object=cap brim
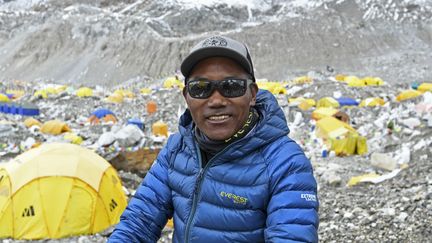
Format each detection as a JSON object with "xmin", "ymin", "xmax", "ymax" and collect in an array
[{"xmin": 180, "ymin": 47, "xmax": 253, "ymax": 79}]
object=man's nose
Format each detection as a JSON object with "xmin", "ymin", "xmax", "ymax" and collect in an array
[{"xmin": 207, "ymin": 89, "xmax": 227, "ymax": 107}]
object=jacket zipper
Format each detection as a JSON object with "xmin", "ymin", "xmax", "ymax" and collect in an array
[
  {"xmin": 184, "ymin": 141, "xmax": 206, "ymax": 243},
  {"xmin": 184, "ymin": 139, "xmax": 243, "ymax": 242}
]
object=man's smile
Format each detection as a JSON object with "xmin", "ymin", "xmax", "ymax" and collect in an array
[{"xmin": 207, "ymin": 114, "xmax": 231, "ymax": 121}]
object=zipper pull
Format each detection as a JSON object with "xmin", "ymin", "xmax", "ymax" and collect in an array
[
  {"xmin": 197, "ymin": 168, "xmax": 204, "ymax": 181},
  {"xmin": 193, "ymin": 169, "xmax": 204, "ymax": 195}
]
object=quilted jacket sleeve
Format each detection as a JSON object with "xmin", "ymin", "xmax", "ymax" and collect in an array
[
  {"xmin": 108, "ymin": 136, "xmax": 177, "ymax": 243},
  {"xmin": 264, "ymin": 138, "xmax": 319, "ymax": 243}
]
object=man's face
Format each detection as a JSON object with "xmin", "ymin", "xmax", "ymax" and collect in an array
[{"xmin": 183, "ymin": 57, "xmax": 258, "ymax": 141}]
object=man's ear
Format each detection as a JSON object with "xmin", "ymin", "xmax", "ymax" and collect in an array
[
  {"xmin": 249, "ymin": 83, "xmax": 258, "ymax": 106},
  {"xmin": 182, "ymin": 86, "xmax": 188, "ymax": 100}
]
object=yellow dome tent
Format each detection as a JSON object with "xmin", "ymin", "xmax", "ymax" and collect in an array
[
  {"xmin": 45, "ymin": 87, "xmax": 58, "ymax": 95},
  {"xmin": 362, "ymin": 77, "xmax": 384, "ymax": 86},
  {"xmin": 105, "ymin": 93, "xmax": 124, "ymax": 103},
  {"xmin": 41, "ymin": 120, "xmax": 71, "ymax": 135},
  {"xmin": 0, "ymin": 94, "xmax": 10, "ymax": 102},
  {"xmin": 152, "ymin": 121, "xmax": 169, "ymax": 137},
  {"xmin": 55, "ymin": 85, "xmax": 68, "ymax": 93},
  {"xmin": 292, "ymin": 76, "xmax": 313, "ymax": 84},
  {"xmin": 345, "ymin": 76, "xmax": 365, "ymax": 87},
  {"xmin": 298, "ymin": 99, "xmax": 316, "ymax": 110},
  {"xmin": 23, "ymin": 117, "xmax": 42, "ymax": 128},
  {"xmin": 34, "ymin": 90, "xmax": 48, "ymax": 99},
  {"xmin": 288, "ymin": 97, "xmax": 304, "ymax": 104},
  {"xmin": 417, "ymin": 82, "xmax": 432, "ymax": 93},
  {"xmin": 359, "ymin": 97, "xmax": 386, "ymax": 107},
  {"xmin": 316, "ymin": 116, "xmax": 367, "ymax": 156},
  {"xmin": 335, "ymin": 74, "xmax": 346, "ymax": 82},
  {"xmin": 289, "ymin": 97, "xmax": 316, "ymax": 110},
  {"xmin": 140, "ymin": 88, "xmax": 152, "ymax": 95},
  {"xmin": 257, "ymin": 81, "xmax": 287, "ymax": 95},
  {"xmin": 163, "ymin": 77, "xmax": 184, "ymax": 89},
  {"xmin": 63, "ymin": 133, "xmax": 83, "ymax": 145},
  {"xmin": 316, "ymin": 97, "xmax": 340, "ymax": 108},
  {"xmin": 0, "ymin": 143, "xmax": 127, "ymax": 239},
  {"xmin": 311, "ymin": 107, "xmax": 339, "ymax": 120},
  {"xmin": 76, "ymin": 87, "xmax": 93, "ymax": 97},
  {"xmin": 396, "ymin": 90, "xmax": 422, "ymax": 102},
  {"xmin": 114, "ymin": 89, "xmax": 135, "ymax": 98}
]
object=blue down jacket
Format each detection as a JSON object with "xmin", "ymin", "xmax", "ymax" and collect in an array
[{"xmin": 109, "ymin": 90, "xmax": 319, "ymax": 242}]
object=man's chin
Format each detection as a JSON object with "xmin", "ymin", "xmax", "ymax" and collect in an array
[{"xmin": 204, "ymin": 130, "xmax": 232, "ymax": 141}]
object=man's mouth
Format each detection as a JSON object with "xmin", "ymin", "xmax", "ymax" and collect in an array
[{"xmin": 208, "ymin": 115, "xmax": 230, "ymax": 121}]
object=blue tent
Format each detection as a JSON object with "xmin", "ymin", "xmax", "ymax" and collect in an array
[
  {"xmin": 336, "ymin": 97, "xmax": 359, "ymax": 107},
  {"xmin": 127, "ymin": 118, "xmax": 144, "ymax": 130},
  {"xmin": 91, "ymin": 108, "xmax": 115, "ymax": 119}
]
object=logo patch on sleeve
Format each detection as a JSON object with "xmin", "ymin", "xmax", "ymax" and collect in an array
[{"xmin": 301, "ymin": 193, "xmax": 317, "ymax": 202}]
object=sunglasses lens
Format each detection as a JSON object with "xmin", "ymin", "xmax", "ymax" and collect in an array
[
  {"xmin": 187, "ymin": 79, "xmax": 248, "ymax": 98},
  {"xmin": 188, "ymin": 80, "xmax": 213, "ymax": 98},
  {"xmin": 220, "ymin": 79, "xmax": 246, "ymax": 97}
]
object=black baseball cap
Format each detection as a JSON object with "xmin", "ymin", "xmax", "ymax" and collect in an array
[{"xmin": 180, "ymin": 36, "xmax": 255, "ymax": 82}]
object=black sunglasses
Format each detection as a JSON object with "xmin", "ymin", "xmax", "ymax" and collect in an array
[{"xmin": 186, "ymin": 78, "xmax": 253, "ymax": 99}]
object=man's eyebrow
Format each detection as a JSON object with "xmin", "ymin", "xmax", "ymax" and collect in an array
[
  {"xmin": 189, "ymin": 76, "xmax": 209, "ymax": 80},
  {"xmin": 188, "ymin": 76, "xmax": 246, "ymax": 81}
]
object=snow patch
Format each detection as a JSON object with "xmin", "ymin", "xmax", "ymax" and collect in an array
[
  {"xmin": 0, "ymin": 0, "xmax": 47, "ymax": 10},
  {"xmin": 172, "ymin": 0, "xmax": 271, "ymax": 10}
]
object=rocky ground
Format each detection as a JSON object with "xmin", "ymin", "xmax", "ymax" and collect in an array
[
  {"xmin": 286, "ymin": 77, "xmax": 432, "ymax": 241},
  {"xmin": 1, "ymin": 74, "xmax": 431, "ymax": 242}
]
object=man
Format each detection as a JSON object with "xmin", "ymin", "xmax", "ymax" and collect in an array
[{"xmin": 109, "ymin": 36, "xmax": 319, "ymax": 242}]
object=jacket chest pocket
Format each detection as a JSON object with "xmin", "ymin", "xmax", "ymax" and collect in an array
[{"xmin": 215, "ymin": 183, "xmax": 269, "ymax": 212}]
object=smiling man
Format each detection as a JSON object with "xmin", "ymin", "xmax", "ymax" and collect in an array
[{"xmin": 109, "ymin": 36, "xmax": 319, "ymax": 243}]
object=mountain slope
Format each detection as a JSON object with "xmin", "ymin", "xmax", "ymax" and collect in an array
[{"xmin": 0, "ymin": 0, "xmax": 431, "ymax": 85}]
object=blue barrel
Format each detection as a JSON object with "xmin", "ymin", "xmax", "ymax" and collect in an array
[
  {"xmin": 19, "ymin": 103, "xmax": 40, "ymax": 116},
  {"xmin": 336, "ymin": 97, "xmax": 359, "ymax": 107},
  {"xmin": 10, "ymin": 103, "xmax": 18, "ymax": 114},
  {"xmin": 20, "ymin": 107, "xmax": 40, "ymax": 116},
  {"xmin": 321, "ymin": 149, "xmax": 328, "ymax": 158},
  {"xmin": 3, "ymin": 103, "xmax": 11, "ymax": 114}
]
